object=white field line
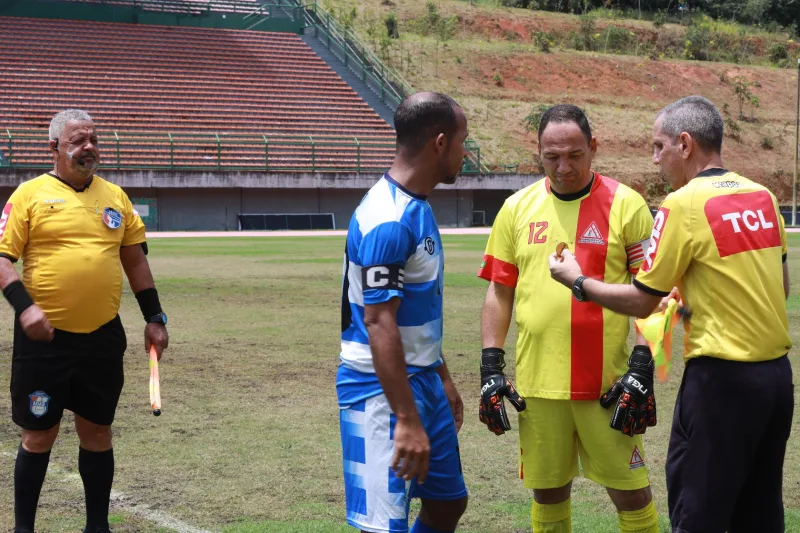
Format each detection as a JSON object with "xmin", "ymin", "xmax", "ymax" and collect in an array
[{"xmin": 1, "ymin": 451, "xmax": 215, "ymax": 533}]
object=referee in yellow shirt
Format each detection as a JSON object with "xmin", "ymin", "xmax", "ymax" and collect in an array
[
  {"xmin": 0, "ymin": 109, "xmax": 169, "ymax": 533},
  {"xmin": 550, "ymin": 96, "xmax": 793, "ymax": 533},
  {"xmin": 478, "ymin": 104, "xmax": 660, "ymax": 533}
]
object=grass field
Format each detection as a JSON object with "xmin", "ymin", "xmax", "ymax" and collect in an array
[{"xmin": 0, "ymin": 233, "xmax": 798, "ymax": 532}]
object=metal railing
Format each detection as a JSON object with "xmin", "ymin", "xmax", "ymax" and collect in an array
[
  {"xmin": 293, "ymin": 2, "xmax": 501, "ymax": 173},
  {"xmin": 0, "ymin": 129, "xmax": 505, "ymax": 174},
  {"xmin": 298, "ymin": 2, "xmax": 414, "ymax": 110}
]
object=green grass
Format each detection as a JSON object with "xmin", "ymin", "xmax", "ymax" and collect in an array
[{"xmin": 0, "ymin": 234, "xmax": 797, "ymax": 532}]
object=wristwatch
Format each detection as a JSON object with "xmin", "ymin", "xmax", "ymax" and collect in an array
[
  {"xmin": 146, "ymin": 312, "xmax": 168, "ymax": 326},
  {"xmin": 572, "ymin": 276, "xmax": 588, "ymax": 302}
]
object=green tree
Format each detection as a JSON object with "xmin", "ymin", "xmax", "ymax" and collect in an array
[{"xmin": 730, "ymin": 76, "xmax": 759, "ymax": 119}]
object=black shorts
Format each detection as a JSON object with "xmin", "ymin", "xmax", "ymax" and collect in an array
[
  {"xmin": 666, "ymin": 355, "xmax": 794, "ymax": 533},
  {"xmin": 10, "ymin": 315, "xmax": 127, "ymax": 430}
]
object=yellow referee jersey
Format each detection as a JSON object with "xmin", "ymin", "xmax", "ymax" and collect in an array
[
  {"xmin": 0, "ymin": 173, "xmax": 146, "ymax": 333},
  {"xmin": 478, "ymin": 174, "xmax": 654, "ymax": 400},
  {"xmin": 635, "ymin": 168, "xmax": 791, "ymax": 362}
]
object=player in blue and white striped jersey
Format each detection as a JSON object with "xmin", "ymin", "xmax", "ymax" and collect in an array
[{"xmin": 337, "ymin": 93, "xmax": 470, "ymax": 533}]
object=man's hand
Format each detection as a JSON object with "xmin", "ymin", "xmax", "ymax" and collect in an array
[
  {"xmin": 145, "ymin": 323, "xmax": 169, "ymax": 361},
  {"xmin": 391, "ymin": 416, "xmax": 430, "ymax": 483},
  {"xmin": 19, "ymin": 305, "xmax": 54, "ymax": 342},
  {"xmin": 600, "ymin": 345, "xmax": 657, "ymax": 436},
  {"xmin": 548, "ymin": 249, "xmax": 584, "ymax": 289},
  {"xmin": 479, "ymin": 348, "xmax": 526, "ymax": 435},
  {"xmin": 658, "ymin": 287, "xmax": 680, "ymax": 312},
  {"xmin": 441, "ymin": 377, "xmax": 464, "ymax": 433}
]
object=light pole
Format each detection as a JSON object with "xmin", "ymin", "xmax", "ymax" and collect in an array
[{"xmin": 793, "ymin": 58, "xmax": 800, "ymax": 226}]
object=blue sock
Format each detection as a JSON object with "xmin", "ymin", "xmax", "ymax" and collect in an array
[{"xmin": 410, "ymin": 519, "xmax": 453, "ymax": 533}]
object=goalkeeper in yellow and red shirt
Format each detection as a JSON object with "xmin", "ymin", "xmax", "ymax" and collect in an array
[{"xmin": 477, "ymin": 104, "xmax": 660, "ymax": 533}]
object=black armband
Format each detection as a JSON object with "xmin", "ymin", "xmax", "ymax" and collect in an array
[
  {"xmin": 480, "ymin": 347, "xmax": 506, "ymax": 377},
  {"xmin": 135, "ymin": 287, "xmax": 162, "ymax": 321},
  {"xmin": 3, "ymin": 280, "xmax": 34, "ymax": 315}
]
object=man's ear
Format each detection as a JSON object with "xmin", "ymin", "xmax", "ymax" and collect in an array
[
  {"xmin": 679, "ymin": 132, "xmax": 693, "ymax": 159},
  {"xmin": 50, "ymin": 139, "xmax": 58, "ymax": 152},
  {"xmin": 435, "ymin": 132, "xmax": 447, "ymax": 154},
  {"xmin": 589, "ymin": 136, "xmax": 598, "ymax": 156}
]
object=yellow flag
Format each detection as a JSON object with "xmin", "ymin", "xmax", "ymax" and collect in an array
[{"xmin": 634, "ymin": 298, "xmax": 681, "ymax": 382}]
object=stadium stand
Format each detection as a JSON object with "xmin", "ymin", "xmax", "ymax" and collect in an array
[
  {"xmin": 35, "ymin": 0, "xmax": 262, "ymax": 15},
  {"xmin": 0, "ymin": 16, "xmax": 397, "ymax": 171}
]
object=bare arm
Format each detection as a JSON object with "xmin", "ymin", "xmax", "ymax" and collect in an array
[
  {"xmin": 0, "ymin": 257, "xmax": 21, "ymax": 289},
  {"xmin": 364, "ymin": 298, "xmax": 430, "ymax": 481},
  {"xmin": 783, "ymin": 261, "xmax": 790, "ymax": 300},
  {"xmin": 0, "ymin": 257, "xmax": 53, "ymax": 341},
  {"xmin": 481, "ymin": 281, "xmax": 515, "ymax": 349},
  {"xmin": 436, "ymin": 354, "xmax": 464, "ymax": 433},
  {"xmin": 120, "ymin": 244, "xmax": 168, "ymax": 357},
  {"xmin": 435, "ymin": 355, "xmax": 453, "ymax": 383},
  {"xmin": 365, "ymin": 298, "xmax": 418, "ymax": 423},
  {"xmin": 120, "ymin": 244, "xmax": 155, "ymax": 292},
  {"xmin": 582, "ymin": 278, "xmax": 662, "ymax": 319}
]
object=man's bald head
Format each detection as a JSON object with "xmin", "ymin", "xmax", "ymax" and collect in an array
[{"xmin": 394, "ymin": 92, "xmax": 462, "ymax": 154}]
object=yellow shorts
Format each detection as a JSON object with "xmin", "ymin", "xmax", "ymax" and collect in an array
[{"xmin": 518, "ymin": 397, "xmax": 650, "ymax": 491}]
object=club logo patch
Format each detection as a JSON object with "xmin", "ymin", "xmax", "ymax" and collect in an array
[
  {"xmin": 425, "ymin": 237, "xmax": 436, "ymax": 255},
  {"xmin": 578, "ymin": 221, "xmax": 605, "ymax": 245},
  {"xmin": 29, "ymin": 391, "xmax": 50, "ymax": 418},
  {"xmin": 629, "ymin": 445, "xmax": 645, "ymax": 470},
  {"xmin": 102, "ymin": 207, "xmax": 122, "ymax": 229}
]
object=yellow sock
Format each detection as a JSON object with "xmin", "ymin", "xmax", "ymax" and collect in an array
[
  {"xmin": 618, "ymin": 500, "xmax": 659, "ymax": 533},
  {"xmin": 531, "ymin": 499, "xmax": 571, "ymax": 533}
]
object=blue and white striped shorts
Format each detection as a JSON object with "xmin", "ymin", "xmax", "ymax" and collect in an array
[{"xmin": 339, "ymin": 370, "xmax": 467, "ymax": 533}]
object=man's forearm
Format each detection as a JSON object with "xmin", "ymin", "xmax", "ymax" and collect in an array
[
  {"xmin": 0, "ymin": 258, "xmax": 21, "ymax": 290},
  {"xmin": 436, "ymin": 354, "xmax": 452, "ymax": 383},
  {"xmin": 481, "ymin": 282, "xmax": 514, "ymax": 349},
  {"xmin": 583, "ymin": 279, "xmax": 659, "ymax": 319},
  {"xmin": 120, "ymin": 245, "xmax": 155, "ymax": 293},
  {"xmin": 369, "ymin": 321, "xmax": 419, "ymax": 423}
]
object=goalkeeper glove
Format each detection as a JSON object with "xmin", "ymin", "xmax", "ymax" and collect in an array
[
  {"xmin": 479, "ymin": 348, "xmax": 526, "ymax": 435},
  {"xmin": 600, "ymin": 345, "xmax": 657, "ymax": 436}
]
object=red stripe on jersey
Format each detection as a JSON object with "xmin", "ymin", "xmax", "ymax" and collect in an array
[
  {"xmin": 571, "ymin": 176, "xmax": 618, "ymax": 400},
  {"xmin": 478, "ymin": 254, "xmax": 519, "ymax": 288}
]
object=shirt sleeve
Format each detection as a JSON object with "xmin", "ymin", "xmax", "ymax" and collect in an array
[
  {"xmin": 477, "ymin": 200, "xmax": 519, "ymax": 287},
  {"xmin": 776, "ymin": 195, "xmax": 787, "ymax": 262},
  {"xmin": 633, "ymin": 193, "xmax": 692, "ymax": 297},
  {"xmin": 0, "ymin": 185, "xmax": 31, "ymax": 262},
  {"xmin": 623, "ymin": 197, "xmax": 655, "ymax": 275},
  {"xmin": 358, "ymin": 221, "xmax": 416, "ymax": 305},
  {"xmin": 121, "ymin": 192, "xmax": 146, "ymax": 247}
]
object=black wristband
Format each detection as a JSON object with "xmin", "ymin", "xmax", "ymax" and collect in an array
[
  {"xmin": 481, "ymin": 347, "xmax": 506, "ymax": 376},
  {"xmin": 135, "ymin": 287, "xmax": 162, "ymax": 321},
  {"xmin": 3, "ymin": 280, "xmax": 34, "ymax": 315}
]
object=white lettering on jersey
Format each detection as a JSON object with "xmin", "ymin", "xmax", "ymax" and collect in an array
[{"xmin": 722, "ymin": 210, "xmax": 774, "ymax": 234}]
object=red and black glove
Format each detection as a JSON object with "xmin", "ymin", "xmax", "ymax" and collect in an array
[
  {"xmin": 600, "ymin": 345, "xmax": 657, "ymax": 436},
  {"xmin": 479, "ymin": 348, "xmax": 526, "ymax": 435}
]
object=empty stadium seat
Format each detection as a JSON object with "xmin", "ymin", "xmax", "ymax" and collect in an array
[{"xmin": 0, "ymin": 16, "xmax": 396, "ymax": 171}]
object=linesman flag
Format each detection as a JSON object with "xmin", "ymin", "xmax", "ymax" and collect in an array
[{"xmin": 634, "ymin": 298, "xmax": 682, "ymax": 382}]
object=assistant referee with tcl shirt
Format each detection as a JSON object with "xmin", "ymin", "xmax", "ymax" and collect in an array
[{"xmin": 0, "ymin": 109, "xmax": 169, "ymax": 533}]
